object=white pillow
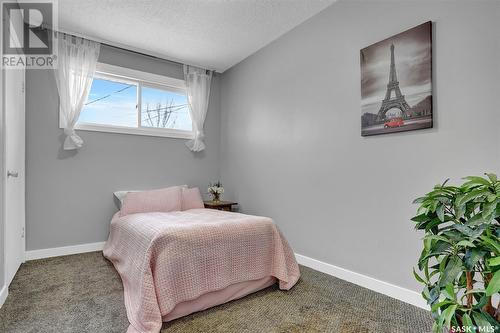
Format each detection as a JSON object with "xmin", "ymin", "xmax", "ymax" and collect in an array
[
  {"xmin": 113, "ymin": 190, "xmax": 135, "ymax": 207},
  {"xmin": 113, "ymin": 185, "xmax": 188, "ymax": 208}
]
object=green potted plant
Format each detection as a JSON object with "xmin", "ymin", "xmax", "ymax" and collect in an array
[{"xmin": 411, "ymin": 173, "xmax": 499, "ymax": 332}]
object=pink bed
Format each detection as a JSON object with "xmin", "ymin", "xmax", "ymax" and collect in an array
[{"xmin": 103, "ymin": 208, "xmax": 300, "ymax": 333}]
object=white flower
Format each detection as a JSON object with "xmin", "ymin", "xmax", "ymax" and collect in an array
[{"xmin": 208, "ymin": 186, "xmax": 224, "ymax": 195}]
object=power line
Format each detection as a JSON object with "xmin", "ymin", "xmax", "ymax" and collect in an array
[
  {"xmin": 142, "ymin": 104, "xmax": 188, "ymax": 113},
  {"xmin": 85, "ymin": 84, "xmax": 134, "ymax": 105},
  {"xmin": 141, "ymin": 110, "xmax": 185, "ymax": 121}
]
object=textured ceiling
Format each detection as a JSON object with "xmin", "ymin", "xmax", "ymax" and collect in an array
[{"xmin": 57, "ymin": 0, "xmax": 336, "ymax": 72}]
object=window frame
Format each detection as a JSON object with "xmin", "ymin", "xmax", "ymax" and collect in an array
[{"xmin": 65, "ymin": 63, "xmax": 193, "ymax": 140}]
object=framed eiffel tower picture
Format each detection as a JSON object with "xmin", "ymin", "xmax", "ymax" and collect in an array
[{"xmin": 360, "ymin": 21, "xmax": 432, "ymax": 136}]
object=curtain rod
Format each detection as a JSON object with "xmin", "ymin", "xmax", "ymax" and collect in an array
[
  {"xmin": 39, "ymin": 26, "xmax": 215, "ymax": 71},
  {"xmin": 101, "ymin": 43, "xmax": 184, "ymax": 67}
]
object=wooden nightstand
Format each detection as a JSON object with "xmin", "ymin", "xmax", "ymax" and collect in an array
[{"xmin": 204, "ymin": 201, "xmax": 238, "ymax": 212}]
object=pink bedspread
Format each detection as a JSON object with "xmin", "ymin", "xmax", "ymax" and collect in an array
[{"xmin": 103, "ymin": 208, "xmax": 300, "ymax": 333}]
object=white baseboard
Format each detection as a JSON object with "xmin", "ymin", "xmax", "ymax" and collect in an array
[
  {"xmin": 23, "ymin": 243, "xmax": 427, "ymax": 309},
  {"xmin": 295, "ymin": 253, "xmax": 428, "ymax": 310},
  {"xmin": 25, "ymin": 241, "xmax": 106, "ymax": 261},
  {"xmin": 0, "ymin": 285, "xmax": 8, "ymax": 308}
]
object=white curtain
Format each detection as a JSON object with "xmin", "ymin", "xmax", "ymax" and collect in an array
[
  {"xmin": 184, "ymin": 65, "xmax": 213, "ymax": 152},
  {"xmin": 55, "ymin": 33, "xmax": 100, "ymax": 150}
]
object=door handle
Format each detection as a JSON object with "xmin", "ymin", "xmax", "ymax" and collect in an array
[{"xmin": 7, "ymin": 171, "xmax": 18, "ymax": 178}]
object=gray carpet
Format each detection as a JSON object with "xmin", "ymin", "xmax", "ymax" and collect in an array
[{"xmin": 0, "ymin": 252, "xmax": 432, "ymax": 332}]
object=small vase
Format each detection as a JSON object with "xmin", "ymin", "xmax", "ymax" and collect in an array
[{"xmin": 211, "ymin": 193, "xmax": 220, "ymax": 202}]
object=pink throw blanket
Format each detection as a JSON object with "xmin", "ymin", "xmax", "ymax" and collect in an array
[{"xmin": 103, "ymin": 208, "xmax": 300, "ymax": 333}]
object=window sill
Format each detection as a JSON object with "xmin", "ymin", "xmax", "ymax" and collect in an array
[{"xmin": 73, "ymin": 123, "xmax": 194, "ymax": 140}]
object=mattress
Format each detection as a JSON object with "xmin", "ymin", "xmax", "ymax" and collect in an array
[{"xmin": 162, "ymin": 276, "xmax": 277, "ymax": 322}]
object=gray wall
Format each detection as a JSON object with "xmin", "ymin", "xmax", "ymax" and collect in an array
[
  {"xmin": 26, "ymin": 45, "xmax": 220, "ymax": 250},
  {"xmin": 220, "ymin": 0, "xmax": 500, "ymax": 292}
]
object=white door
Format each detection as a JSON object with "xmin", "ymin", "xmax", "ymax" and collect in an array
[{"xmin": 4, "ymin": 66, "xmax": 26, "ymax": 286}]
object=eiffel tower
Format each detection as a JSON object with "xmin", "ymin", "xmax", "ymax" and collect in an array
[{"xmin": 377, "ymin": 44, "xmax": 410, "ymax": 121}]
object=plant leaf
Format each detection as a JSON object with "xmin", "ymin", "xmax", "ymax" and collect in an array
[
  {"xmin": 456, "ymin": 240, "xmax": 475, "ymax": 248},
  {"xmin": 464, "ymin": 249, "xmax": 486, "ymax": 270},
  {"xmin": 486, "ymin": 193, "xmax": 497, "ymax": 202},
  {"xmin": 425, "ymin": 235, "xmax": 452, "ymax": 244},
  {"xmin": 482, "ymin": 201, "xmax": 497, "ymax": 219},
  {"xmin": 431, "ymin": 300, "xmax": 454, "ymax": 312},
  {"xmin": 452, "ymin": 224, "xmax": 486, "ymax": 239},
  {"xmin": 413, "ymin": 268, "xmax": 425, "ymax": 284},
  {"xmin": 422, "ymin": 286, "xmax": 430, "ymax": 301},
  {"xmin": 485, "ymin": 269, "xmax": 500, "ymax": 296},
  {"xmin": 472, "ymin": 312, "xmax": 493, "ymax": 332},
  {"xmin": 413, "ymin": 197, "xmax": 426, "ymax": 204},
  {"xmin": 456, "ymin": 188, "xmax": 489, "ymax": 206},
  {"xmin": 473, "ymin": 294, "xmax": 488, "ymax": 310},
  {"xmin": 482, "ymin": 311, "xmax": 500, "ymax": 331},
  {"xmin": 480, "ymin": 235, "xmax": 500, "ymax": 254},
  {"xmin": 419, "ymin": 244, "xmax": 452, "ymax": 263},
  {"xmin": 461, "ymin": 313, "xmax": 474, "ymax": 333},
  {"xmin": 439, "ymin": 304, "xmax": 457, "ymax": 329},
  {"xmin": 495, "ymin": 204, "xmax": 500, "ymax": 218},
  {"xmin": 424, "ymin": 218, "xmax": 444, "ymax": 232},
  {"xmin": 467, "ymin": 213, "xmax": 485, "ymax": 226},
  {"xmin": 462, "ymin": 176, "xmax": 491, "ymax": 187},
  {"xmin": 439, "ymin": 256, "xmax": 462, "ymax": 287},
  {"xmin": 428, "ymin": 285, "xmax": 440, "ymax": 306},
  {"xmin": 488, "ymin": 257, "xmax": 500, "ymax": 267},
  {"xmin": 485, "ymin": 173, "xmax": 497, "ymax": 183},
  {"xmin": 411, "ymin": 213, "xmax": 430, "ymax": 223},
  {"xmin": 436, "ymin": 204, "xmax": 444, "ymax": 222},
  {"xmin": 443, "ymin": 284, "xmax": 455, "ymax": 300}
]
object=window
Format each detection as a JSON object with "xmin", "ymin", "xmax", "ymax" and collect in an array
[{"xmin": 73, "ymin": 63, "xmax": 192, "ymax": 139}]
